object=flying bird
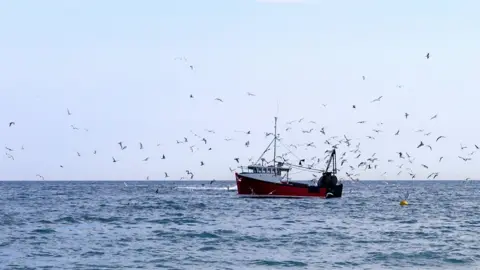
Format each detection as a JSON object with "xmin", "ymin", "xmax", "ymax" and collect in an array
[
  {"xmin": 370, "ymin": 96, "xmax": 383, "ymax": 103},
  {"xmin": 118, "ymin": 142, "xmax": 127, "ymax": 150},
  {"xmin": 436, "ymin": 136, "xmax": 446, "ymax": 142}
]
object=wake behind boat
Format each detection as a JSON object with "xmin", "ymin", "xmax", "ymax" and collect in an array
[{"xmin": 235, "ymin": 117, "xmax": 343, "ymax": 198}]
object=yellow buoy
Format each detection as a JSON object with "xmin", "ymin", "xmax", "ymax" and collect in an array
[{"xmin": 400, "ymin": 200, "xmax": 408, "ymax": 206}]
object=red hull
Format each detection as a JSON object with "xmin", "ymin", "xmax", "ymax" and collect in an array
[{"xmin": 235, "ymin": 173, "xmax": 341, "ymax": 198}]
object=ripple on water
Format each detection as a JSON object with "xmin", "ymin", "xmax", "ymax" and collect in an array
[
  {"xmin": 252, "ymin": 259, "xmax": 308, "ymax": 267},
  {"xmin": 31, "ymin": 228, "xmax": 56, "ymax": 234}
]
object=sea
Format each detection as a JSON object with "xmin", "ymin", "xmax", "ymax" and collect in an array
[{"xmin": 0, "ymin": 180, "xmax": 479, "ymax": 270}]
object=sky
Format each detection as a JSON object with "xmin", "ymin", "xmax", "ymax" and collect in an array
[{"xmin": 0, "ymin": 0, "xmax": 479, "ymax": 181}]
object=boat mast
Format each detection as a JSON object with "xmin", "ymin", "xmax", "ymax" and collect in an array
[{"xmin": 273, "ymin": 116, "xmax": 277, "ymax": 175}]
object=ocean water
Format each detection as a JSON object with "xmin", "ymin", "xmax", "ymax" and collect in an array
[{"xmin": 0, "ymin": 180, "xmax": 479, "ymax": 270}]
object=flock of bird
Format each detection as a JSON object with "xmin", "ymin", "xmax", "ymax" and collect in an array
[{"xmin": 1, "ymin": 52, "xmax": 477, "ymax": 182}]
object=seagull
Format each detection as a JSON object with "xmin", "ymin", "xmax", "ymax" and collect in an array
[
  {"xmin": 36, "ymin": 174, "xmax": 44, "ymax": 180},
  {"xmin": 430, "ymin": 114, "xmax": 438, "ymax": 120},
  {"xmin": 118, "ymin": 142, "xmax": 127, "ymax": 150},
  {"xmin": 417, "ymin": 141, "xmax": 424, "ymax": 148},
  {"xmin": 9, "ymin": 122, "xmax": 15, "ymax": 127},
  {"xmin": 247, "ymin": 92, "xmax": 255, "ymax": 96},
  {"xmin": 395, "ymin": 130, "xmax": 400, "ymax": 135},
  {"xmin": 164, "ymin": 172, "xmax": 169, "ymax": 178},
  {"xmin": 404, "ymin": 113, "xmax": 409, "ymax": 119},
  {"xmin": 234, "ymin": 158, "xmax": 239, "ymax": 163},
  {"xmin": 139, "ymin": 142, "xmax": 143, "ymax": 149},
  {"xmin": 67, "ymin": 109, "xmax": 72, "ymax": 115},
  {"xmin": 370, "ymin": 96, "xmax": 383, "ymax": 103},
  {"xmin": 425, "ymin": 53, "xmax": 430, "ymax": 59},
  {"xmin": 436, "ymin": 136, "xmax": 446, "ymax": 142},
  {"xmin": 215, "ymin": 98, "xmax": 223, "ymax": 102},
  {"xmin": 112, "ymin": 157, "xmax": 118, "ymax": 163},
  {"xmin": 142, "ymin": 157, "xmax": 149, "ymax": 161}
]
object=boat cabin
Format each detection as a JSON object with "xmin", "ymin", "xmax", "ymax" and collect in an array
[
  {"xmin": 242, "ymin": 165, "xmax": 290, "ymax": 175},
  {"xmin": 239, "ymin": 165, "xmax": 291, "ymax": 183}
]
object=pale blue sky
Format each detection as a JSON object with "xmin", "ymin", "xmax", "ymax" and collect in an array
[{"xmin": 0, "ymin": 0, "xmax": 479, "ymax": 180}]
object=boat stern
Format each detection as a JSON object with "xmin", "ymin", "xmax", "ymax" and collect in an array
[{"xmin": 325, "ymin": 184, "xmax": 343, "ymax": 198}]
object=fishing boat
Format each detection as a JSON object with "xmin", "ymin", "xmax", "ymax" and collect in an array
[{"xmin": 235, "ymin": 117, "xmax": 343, "ymax": 198}]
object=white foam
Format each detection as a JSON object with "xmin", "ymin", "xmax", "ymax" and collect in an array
[{"xmin": 177, "ymin": 185, "xmax": 237, "ymax": 191}]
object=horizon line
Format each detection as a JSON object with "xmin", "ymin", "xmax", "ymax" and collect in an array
[{"xmin": 0, "ymin": 179, "xmax": 475, "ymax": 182}]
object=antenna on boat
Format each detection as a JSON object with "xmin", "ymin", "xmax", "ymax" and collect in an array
[{"xmin": 273, "ymin": 116, "xmax": 278, "ymax": 175}]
